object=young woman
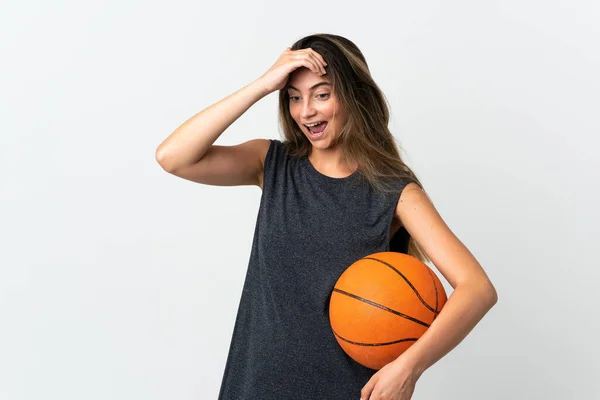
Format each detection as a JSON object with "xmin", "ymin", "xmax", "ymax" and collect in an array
[{"xmin": 156, "ymin": 33, "xmax": 498, "ymax": 400}]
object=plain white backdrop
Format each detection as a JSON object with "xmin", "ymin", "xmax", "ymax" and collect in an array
[{"xmin": 1, "ymin": 0, "xmax": 598, "ymax": 399}]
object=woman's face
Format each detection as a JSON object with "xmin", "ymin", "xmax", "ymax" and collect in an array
[{"xmin": 286, "ymin": 67, "xmax": 346, "ymax": 150}]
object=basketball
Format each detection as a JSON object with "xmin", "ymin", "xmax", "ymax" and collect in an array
[{"xmin": 329, "ymin": 251, "xmax": 447, "ymax": 370}]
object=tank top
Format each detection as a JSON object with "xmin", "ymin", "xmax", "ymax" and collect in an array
[{"xmin": 217, "ymin": 139, "xmax": 415, "ymax": 399}]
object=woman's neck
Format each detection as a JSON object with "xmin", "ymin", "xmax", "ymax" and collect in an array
[{"xmin": 308, "ymin": 147, "xmax": 359, "ymax": 176}]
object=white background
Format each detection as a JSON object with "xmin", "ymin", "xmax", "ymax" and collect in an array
[{"xmin": 1, "ymin": 0, "xmax": 598, "ymax": 399}]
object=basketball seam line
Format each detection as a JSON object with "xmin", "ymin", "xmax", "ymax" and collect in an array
[
  {"xmin": 424, "ymin": 266, "xmax": 440, "ymax": 318},
  {"xmin": 363, "ymin": 257, "xmax": 440, "ymax": 316},
  {"xmin": 332, "ymin": 288, "xmax": 430, "ymax": 328},
  {"xmin": 331, "ymin": 329, "xmax": 418, "ymax": 347}
]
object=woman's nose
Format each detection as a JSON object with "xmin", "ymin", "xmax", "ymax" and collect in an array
[{"xmin": 301, "ymin": 102, "xmax": 317, "ymax": 119}]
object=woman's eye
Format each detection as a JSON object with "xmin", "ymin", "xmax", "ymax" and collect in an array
[{"xmin": 289, "ymin": 93, "xmax": 329, "ymax": 101}]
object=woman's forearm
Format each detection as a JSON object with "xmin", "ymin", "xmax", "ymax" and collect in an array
[{"xmin": 400, "ymin": 279, "xmax": 498, "ymax": 376}]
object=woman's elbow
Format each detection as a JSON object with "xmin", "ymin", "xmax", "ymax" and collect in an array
[
  {"xmin": 465, "ymin": 277, "xmax": 498, "ymax": 308},
  {"xmin": 483, "ymin": 280, "xmax": 498, "ymax": 307}
]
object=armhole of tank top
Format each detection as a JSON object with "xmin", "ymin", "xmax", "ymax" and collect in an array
[
  {"xmin": 387, "ymin": 178, "xmax": 415, "ymax": 247},
  {"xmin": 260, "ymin": 139, "xmax": 279, "ymax": 192}
]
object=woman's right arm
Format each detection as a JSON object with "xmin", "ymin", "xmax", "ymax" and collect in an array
[
  {"xmin": 155, "ymin": 79, "xmax": 272, "ymax": 187},
  {"xmin": 155, "ymin": 48, "xmax": 328, "ymax": 188}
]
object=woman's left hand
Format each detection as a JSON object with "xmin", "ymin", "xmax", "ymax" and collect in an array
[{"xmin": 360, "ymin": 357, "xmax": 421, "ymax": 400}]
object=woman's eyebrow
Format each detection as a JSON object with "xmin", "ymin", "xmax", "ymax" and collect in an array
[{"xmin": 286, "ymin": 82, "xmax": 331, "ymax": 91}]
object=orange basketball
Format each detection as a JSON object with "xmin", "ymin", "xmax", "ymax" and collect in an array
[{"xmin": 329, "ymin": 251, "xmax": 447, "ymax": 370}]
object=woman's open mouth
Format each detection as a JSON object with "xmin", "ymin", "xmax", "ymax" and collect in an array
[{"xmin": 304, "ymin": 121, "xmax": 328, "ymax": 139}]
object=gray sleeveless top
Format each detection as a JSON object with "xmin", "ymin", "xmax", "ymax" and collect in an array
[{"xmin": 218, "ymin": 139, "xmax": 414, "ymax": 399}]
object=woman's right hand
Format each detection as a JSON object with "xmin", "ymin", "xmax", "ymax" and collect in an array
[{"xmin": 258, "ymin": 47, "xmax": 328, "ymax": 94}]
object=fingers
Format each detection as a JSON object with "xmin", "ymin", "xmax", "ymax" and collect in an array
[
  {"xmin": 311, "ymin": 52, "xmax": 327, "ymax": 75},
  {"xmin": 288, "ymin": 47, "xmax": 327, "ymax": 75},
  {"xmin": 296, "ymin": 50, "xmax": 324, "ymax": 75},
  {"xmin": 306, "ymin": 48, "xmax": 327, "ymax": 75},
  {"xmin": 311, "ymin": 49, "xmax": 328, "ymax": 70}
]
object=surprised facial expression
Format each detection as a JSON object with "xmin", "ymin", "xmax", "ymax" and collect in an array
[{"xmin": 286, "ymin": 67, "xmax": 346, "ymax": 149}]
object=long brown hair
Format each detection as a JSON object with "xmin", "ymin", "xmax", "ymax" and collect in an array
[{"xmin": 277, "ymin": 33, "xmax": 432, "ymax": 263}]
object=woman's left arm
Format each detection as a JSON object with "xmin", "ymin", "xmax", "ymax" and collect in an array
[{"xmin": 361, "ymin": 183, "xmax": 498, "ymax": 400}]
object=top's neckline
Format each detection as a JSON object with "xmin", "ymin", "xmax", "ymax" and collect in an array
[{"xmin": 302, "ymin": 156, "xmax": 360, "ymax": 183}]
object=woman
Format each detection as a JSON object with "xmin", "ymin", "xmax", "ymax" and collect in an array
[{"xmin": 156, "ymin": 33, "xmax": 498, "ymax": 400}]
